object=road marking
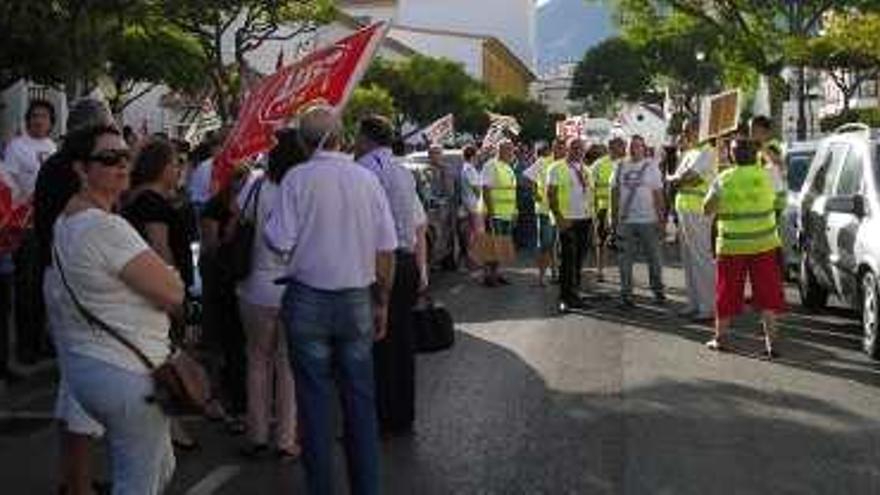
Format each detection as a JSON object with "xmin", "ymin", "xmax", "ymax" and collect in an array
[{"xmin": 185, "ymin": 465, "xmax": 241, "ymax": 495}]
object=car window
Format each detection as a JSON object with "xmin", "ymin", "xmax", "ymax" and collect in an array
[
  {"xmin": 808, "ymin": 149, "xmax": 834, "ymax": 196},
  {"xmin": 822, "ymin": 143, "xmax": 849, "ymax": 196},
  {"xmin": 835, "ymin": 145, "xmax": 864, "ymax": 196},
  {"xmin": 786, "ymin": 151, "xmax": 815, "ymax": 192}
]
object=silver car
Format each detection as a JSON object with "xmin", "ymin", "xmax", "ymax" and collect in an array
[{"xmin": 781, "ymin": 140, "xmax": 818, "ymax": 279}]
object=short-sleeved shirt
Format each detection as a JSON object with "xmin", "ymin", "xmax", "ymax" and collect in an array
[
  {"xmin": 264, "ymin": 151, "xmax": 398, "ymax": 290},
  {"xmin": 676, "ymin": 147, "xmax": 716, "ymax": 180},
  {"xmin": 547, "ymin": 161, "xmax": 592, "ymax": 220},
  {"xmin": 45, "ymin": 209, "xmax": 170, "ymax": 374},
  {"xmin": 358, "ymin": 148, "xmax": 422, "ymax": 252},
  {"xmin": 460, "ymin": 161, "xmax": 482, "ymax": 213},
  {"xmin": 235, "ymin": 175, "xmax": 286, "ymax": 308},
  {"xmin": 121, "ymin": 190, "xmax": 194, "ymax": 287},
  {"xmin": 3, "ymin": 134, "xmax": 56, "ymax": 201},
  {"xmin": 187, "ymin": 158, "xmax": 213, "ymax": 205},
  {"xmin": 611, "ymin": 159, "xmax": 663, "ymax": 224}
]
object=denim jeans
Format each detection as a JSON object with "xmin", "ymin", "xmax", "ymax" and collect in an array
[
  {"xmin": 66, "ymin": 353, "xmax": 174, "ymax": 495},
  {"xmin": 281, "ymin": 281, "xmax": 379, "ymax": 495},
  {"xmin": 618, "ymin": 222, "xmax": 664, "ymax": 297}
]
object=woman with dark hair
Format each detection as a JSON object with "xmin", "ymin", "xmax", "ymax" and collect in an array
[
  {"xmin": 42, "ymin": 124, "xmax": 184, "ymax": 493},
  {"xmin": 236, "ymin": 128, "xmax": 306, "ymax": 459},
  {"xmin": 122, "ymin": 138, "xmax": 194, "ymax": 288}
]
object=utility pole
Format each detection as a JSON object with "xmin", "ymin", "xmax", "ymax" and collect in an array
[{"xmin": 790, "ymin": 0, "xmax": 808, "ymax": 140}]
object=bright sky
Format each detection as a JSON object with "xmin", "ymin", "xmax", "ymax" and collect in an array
[{"xmin": 537, "ymin": 0, "xmax": 552, "ymax": 6}]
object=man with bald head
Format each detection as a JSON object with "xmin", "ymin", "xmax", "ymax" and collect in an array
[
  {"xmin": 481, "ymin": 139, "xmax": 518, "ymax": 286},
  {"xmin": 265, "ymin": 106, "xmax": 397, "ymax": 495}
]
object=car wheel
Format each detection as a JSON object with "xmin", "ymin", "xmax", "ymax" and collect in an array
[
  {"xmin": 862, "ymin": 271, "xmax": 880, "ymax": 359},
  {"xmin": 798, "ymin": 255, "xmax": 828, "ymax": 309}
]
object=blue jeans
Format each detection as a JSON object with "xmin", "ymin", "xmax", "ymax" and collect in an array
[
  {"xmin": 66, "ymin": 353, "xmax": 174, "ymax": 495},
  {"xmin": 281, "ymin": 281, "xmax": 380, "ymax": 495}
]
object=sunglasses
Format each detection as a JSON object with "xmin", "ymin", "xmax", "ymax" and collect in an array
[{"xmin": 88, "ymin": 149, "xmax": 131, "ymax": 167}]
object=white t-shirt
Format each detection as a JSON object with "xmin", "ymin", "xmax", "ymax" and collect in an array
[
  {"xmin": 237, "ymin": 174, "xmax": 287, "ymax": 308},
  {"xmin": 45, "ymin": 209, "xmax": 171, "ymax": 374},
  {"xmin": 460, "ymin": 161, "xmax": 482, "ymax": 213},
  {"xmin": 3, "ymin": 134, "xmax": 56, "ymax": 200},
  {"xmin": 611, "ymin": 159, "xmax": 663, "ymax": 224},
  {"xmin": 547, "ymin": 161, "xmax": 592, "ymax": 220}
]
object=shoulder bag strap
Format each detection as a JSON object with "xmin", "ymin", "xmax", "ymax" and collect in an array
[
  {"xmin": 620, "ymin": 161, "xmax": 652, "ymax": 222},
  {"xmin": 53, "ymin": 246, "xmax": 157, "ymax": 371}
]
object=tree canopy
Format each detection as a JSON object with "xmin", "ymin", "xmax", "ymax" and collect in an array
[{"xmin": 569, "ymin": 37, "xmax": 651, "ymax": 115}]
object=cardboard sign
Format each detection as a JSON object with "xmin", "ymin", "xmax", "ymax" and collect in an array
[{"xmin": 700, "ymin": 90, "xmax": 740, "ymax": 142}]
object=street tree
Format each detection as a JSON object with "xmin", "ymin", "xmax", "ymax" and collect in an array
[
  {"xmin": 107, "ymin": 23, "xmax": 208, "ymax": 114},
  {"xmin": 160, "ymin": 0, "xmax": 335, "ymax": 123},
  {"xmin": 795, "ymin": 11, "xmax": 880, "ymax": 111},
  {"xmin": 362, "ymin": 55, "xmax": 495, "ymax": 135},
  {"xmin": 342, "ymin": 84, "xmax": 397, "ymax": 140},
  {"xmin": 569, "ymin": 37, "xmax": 652, "ymax": 115},
  {"xmin": 492, "ymin": 95, "xmax": 558, "ymax": 144}
]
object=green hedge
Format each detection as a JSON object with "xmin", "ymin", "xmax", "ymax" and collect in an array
[{"xmin": 820, "ymin": 107, "xmax": 880, "ymax": 132}]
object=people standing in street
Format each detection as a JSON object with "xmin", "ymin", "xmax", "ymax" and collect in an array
[
  {"xmin": 265, "ymin": 107, "xmax": 397, "ymax": 495},
  {"xmin": 481, "ymin": 139, "xmax": 519, "ymax": 287},
  {"xmin": 750, "ymin": 115, "xmax": 786, "ymax": 215},
  {"xmin": 356, "ymin": 115, "xmax": 427, "ymax": 438},
  {"xmin": 548, "ymin": 138, "xmax": 593, "ymax": 312},
  {"xmin": 235, "ymin": 129, "xmax": 305, "ymax": 460},
  {"xmin": 2, "ymin": 99, "xmax": 58, "ymax": 367},
  {"xmin": 591, "ymin": 137, "xmax": 625, "ymax": 282},
  {"xmin": 703, "ymin": 138, "xmax": 785, "ymax": 358},
  {"xmin": 460, "ymin": 144, "xmax": 484, "ymax": 271},
  {"xmin": 44, "ymin": 124, "xmax": 184, "ymax": 494},
  {"xmin": 523, "ymin": 139, "xmax": 565, "ymax": 286},
  {"xmin": 668, "ymin": 119, "xmax": 717, "ymax": 321},
  {"xmin": 610, "ymin": 135, "xmax": 666, "ymax": 307}
]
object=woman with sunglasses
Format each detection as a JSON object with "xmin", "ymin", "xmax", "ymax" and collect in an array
[{"xmin": 42, "ymin": 125, "xmax": 184, "ymax": 494}]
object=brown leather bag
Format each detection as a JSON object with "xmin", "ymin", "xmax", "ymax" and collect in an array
[{"xmin": 54, "ymin": 247, "xmax": 209, "ymax": 416}]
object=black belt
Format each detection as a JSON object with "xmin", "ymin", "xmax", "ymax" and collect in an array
[{"xmin": 395, "ymin": 249, "xmax": 415, "ymax": 259}]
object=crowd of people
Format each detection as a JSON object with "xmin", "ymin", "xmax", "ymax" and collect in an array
[{"xmin": 0, "ymin": 94, "xmax": 788, "ymax": 494}]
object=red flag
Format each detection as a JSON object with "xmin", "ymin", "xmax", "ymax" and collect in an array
[{"xmin": 212, "ymin": 22, "xmax": 388, "ymax": 191}]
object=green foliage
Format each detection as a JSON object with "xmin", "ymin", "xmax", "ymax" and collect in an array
[
  {"xmin": 492, "ymin": 96, "xmax": 557, "ymax": 144},
  {"xmin": 343, "ymin": 85, "xmax": 397, "ymax": 139},
  {"xmin": 569, "ymin": 37, "xmax": 651, "ymax": 115},
  {"xmin": 820, "ymin": 107, "xmax": 880, "ymax": 132},
  {"xmin": 160, "ymin": 0, "xmax": 336, "ymax": 122},
  {"xmin": 108, "ymin": 23, "xmax": 208, "ymax": 111},
  {"xmin": 362, "ymin": 55, "xmax": 495, "ymax": 135}
]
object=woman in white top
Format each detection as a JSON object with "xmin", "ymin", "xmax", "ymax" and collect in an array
[
  {"xmin": 236, "ymin": 128, "xmax": 305, "ymax": 459},
  {"xmin": 44, "ymin": 125, "xmax": 185, "ymax": 494}
]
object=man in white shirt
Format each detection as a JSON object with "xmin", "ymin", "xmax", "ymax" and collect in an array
[
  {"xmin": 265, "ymin": 106, "xmax": 396, "ymax": 495},
  {"xmin": 3, "ymin": 99, "xmax": 58, "ymax": 367},
  {"xmin": 355, "ymin": 115, "xmax": 426, "ymax": 437},
  {"xmin": 548, "ymin": 138, "xmax": 593, "ymax": 311},
  {"xmin": 459, "ymin": 144, "xmax": 483, "ymax": 270},
  {"xmin": 668, "ymin": 119, "xmax": 716, "ymax": 320},
  {"xmin": 610, "ymin": 135, "xmax": 666, "ymax": 306}
]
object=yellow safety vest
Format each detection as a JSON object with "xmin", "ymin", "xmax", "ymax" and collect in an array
[
  {"xmin": 487, "ymin": 159, "xmax": 517, "ymax": 220},
  {"xmin": 592, "ymin": 155, "xmax": 615, "ymax": 211},
  {"xmin": 716, "ymin": 165, "xmax": 781, "ymax": 256},
  {"xmin": 551, "ymin": 161, "xmax": 588, "ymax": 223},
  {"xmin": 675, "ymin": 144, "xmax": 714, "ymax": 213},
  {"xmin": 533, "ymin": 157, "xmax": 555, "ymax": 216}
]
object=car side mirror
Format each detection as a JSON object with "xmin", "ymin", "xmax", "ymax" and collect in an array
[{"xmin": 826, "ymin": 195, "xmax": 866, "ymax": 218}]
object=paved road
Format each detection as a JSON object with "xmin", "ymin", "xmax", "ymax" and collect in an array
[{"xmin": 3, "ymin": 253, "xmax": 880, "ymax": 494}]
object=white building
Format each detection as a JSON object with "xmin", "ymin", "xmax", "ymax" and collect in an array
[
  {"xmin": 531, "ymin": 62, "xmax": 579, "ymax": 115},
  {"xmin": 340, "ymin": 0, "xmax": 536, "ymax": 98}
]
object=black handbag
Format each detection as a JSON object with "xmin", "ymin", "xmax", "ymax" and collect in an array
[
  {"xmin": 413, "ymin": 298, "xmax": 455, "ymax": 353},
  {"xmin": 220, "ymin": 178, "xmax": 264, "ymax": 281}
]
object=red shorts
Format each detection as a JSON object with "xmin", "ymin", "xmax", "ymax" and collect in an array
[{"xmin": 715, "ymin": 250, "xmax": 786, "ymax": 319}]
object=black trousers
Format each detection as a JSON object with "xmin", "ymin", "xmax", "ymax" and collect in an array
[
  {"xmin": 13, "ymin": 232, "xmax": 47, "ymax": 362},
  {"xmin": 0, "ymin": 273, "xmax": 12, "ymax": 374},
  {"xmin": 559, "ymin": 219, "xmax": 592, "ymax": 303},
  {"xmin": 374, "ymin": 251, "xmax": 418, "ymax": 432}
]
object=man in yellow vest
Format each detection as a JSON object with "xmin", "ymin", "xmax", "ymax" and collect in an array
[
  {"xmin": 481, "ymin": 139, "xmax": 518, "ymax": 287},
  {"xmin": 523, "ymin": 138, "xmax": 566, "ymax": 286},
  {"xmin": 548, "ymin": 137, "xmax": 593, "ymax": 311},
  {"xmin": 668, "ymin": 118, "xmax": 716, "ymax": 321},
  {"xmin": 703, "ymin": 138, "xmax": 786, "ymax": 358},
  {"xmin": 591, "ymin": 137, "xmax": 625, "ymax": 282}
]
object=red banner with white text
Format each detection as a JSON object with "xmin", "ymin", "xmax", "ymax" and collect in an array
[{"xmin": 212, "ymin": 22, "xmax": 388, "ymax": 191}]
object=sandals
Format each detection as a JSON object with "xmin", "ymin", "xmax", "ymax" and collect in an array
[{"xmin": 705, "ymin": 338, "xmax": 727, "ymax": 352}]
